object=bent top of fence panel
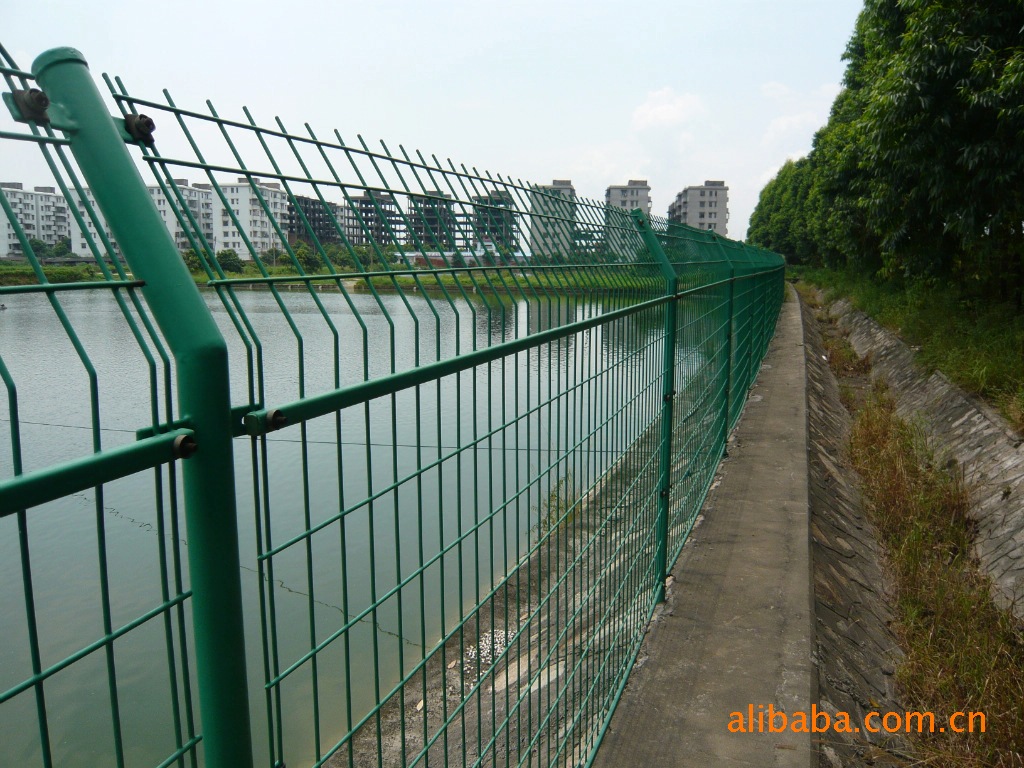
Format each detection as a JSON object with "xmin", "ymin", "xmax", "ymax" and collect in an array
[
  {"xmin": 99, "ymin": 72, "xmax": 681, "ymax": 437},
  {"xmin": 0, "ymin": 44, "xmax": 203, "ymax": 768},
  {"xmin": 1, "ymin": 42, "xmax": 787, "ymax": 768}
]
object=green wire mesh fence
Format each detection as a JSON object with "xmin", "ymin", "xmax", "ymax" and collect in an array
[{"xmin": 0, "ymin": 44, "xmax": 784, "ymax": 768}]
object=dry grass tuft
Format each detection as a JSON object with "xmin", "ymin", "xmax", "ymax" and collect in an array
[
  {"xmin": 850, "ymin": 383, "xmax": 1024, "ymax": 767},
  {"xmin": 822, "ymin": 333, "xmax": 872, "ymax": 378}
]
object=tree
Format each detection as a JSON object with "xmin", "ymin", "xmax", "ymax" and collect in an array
[
  {"xmin": 747, "ymin": 159, "xmax": 814, "ymax": 264},
  {"xmin": 182, "ymin": 248, "xmax": 204, "ymax": 272},
  {"xmin": 215, "ymin": 248, "xmax": 244, "ymax": 274},
  {"xmin": 351, "ymin": 244, "xmax": 385, "ymax": 271},
  {"xmin": 261, "ymin": 247, "xmax": 284, "ymax": 268},
  {"xmin": 291, "ymin": 241, "xmax": 323, "ymax": 273},
  {"xmin": 749, "ymin": 0, "xmax": 1024, "ymax": 299},
  {"xmin": 859, "ymin": 0, "xmax": 1024, "ymax": 295},
  {"xmin": 27, "ymin": 238, "xmax": 51, "ymax": 259},
  {"xmin": 50, "ymin": 237, "xmax": 71, "ymax": 259},
  {"xmin": 322, "ymin": 243, "xmax": 355, "ymax": 270}
]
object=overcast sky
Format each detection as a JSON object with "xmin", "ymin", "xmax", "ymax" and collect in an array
[{"xmin": 3, "ymin": 0, "xmax": 863, "ymax": 240}]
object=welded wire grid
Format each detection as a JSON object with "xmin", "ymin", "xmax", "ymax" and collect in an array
[
  {"xmin": 102, "ymin": 72, "xmax": 680, "ymax": 768},
  {"xmin": 649, "ymin": 220, "xmax": 784, "ymax": 565},
  {"xmin": 0, "ymin": 46, "xmax": 200, "ymax": 768},
  {"xmin": 1, "ymin": 42, "xmax": 783, "ymax": 768}
]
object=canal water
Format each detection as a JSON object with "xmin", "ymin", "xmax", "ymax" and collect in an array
[{"xmin": 0, "ymin": 286, "xmax": 671, "ymax": 767}]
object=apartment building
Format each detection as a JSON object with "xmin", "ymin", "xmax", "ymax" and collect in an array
[
  {"xmin": 0, "ymin": 183, "xmax": 72, "ymax": 258},
  {"xmin": 64, "ymin": 179, "xmax": 216, "ymax": 257},
  {"xmin": 347, "ymin": 191, "xmax": 403, "ymax": 246},
  {"xmin": 286, "ymin": 194, "xmax": 362, "ymax": 247},
  {"xmin": 406, "ymin": 191, "xmax": 472, "ymax": 251},
  {"xmin": 471, "ymin": 190, "xmax": 518, "ymax": 252},
  {"xmin": 529, "ymin": 180, "xmax": 576, "ymax": 259},
  {"xmin": 667, "ymin": 180, "xmax": 729, "ymax": 235},
  {"xmin": 4, "ymin": 176, "xmax": 405, "ymax": 262},
  {"xmin": 604, "ymin": 179, "xmax": 652, "ymax": 215},
  {"xmin": 213, "ymin": 177, "xmax": 289, "ymax": 256}
]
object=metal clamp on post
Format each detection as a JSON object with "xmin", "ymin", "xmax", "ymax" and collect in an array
[
  {"xmin": 123, "ymin": 113, "xmax": 155, "ymax": 146},
  {"xmin": 31, "ymin": 45, "xmax": 254, "ymax": 768},
  {"xmin": 8, "ymin": 88, "xmax": 50, "ymax": 123}
]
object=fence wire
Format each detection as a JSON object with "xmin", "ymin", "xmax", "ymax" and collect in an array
[{"xmin": 0, "ymin": 43, "xmax": 784, "ymax": 768}]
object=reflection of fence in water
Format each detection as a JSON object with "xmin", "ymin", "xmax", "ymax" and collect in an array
[{"xmin": 0, "ymin": 41, "xmax": 785, "ymax": 768}]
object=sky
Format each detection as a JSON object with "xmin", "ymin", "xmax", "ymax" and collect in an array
[{"xmin": 2, "ymin": 0, "xmax": 864, "ymax": 240}]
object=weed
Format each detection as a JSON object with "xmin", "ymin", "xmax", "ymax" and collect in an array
[
  {"xmin": 849, "ymin": 384, "xmax": 1024, "ymax": 766},
  {"xmin": 838, "ymin": 383, "xmax": 859, "ymax": 412},
  {"xmin": 822, "ymin": 333, "xmax": 871, "ymax": 379},
  {"xmin": 793, "ymin": 280, "xmax": 821, "ymax": 309},
  {"xmin": 535, "ymin": 473, "xmax": 576, "ymax": 538},
  {"xmin": 800, "ymin": 268, "xmax": 1024, "ymax": 434}
]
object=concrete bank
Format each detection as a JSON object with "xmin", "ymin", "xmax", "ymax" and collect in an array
[
  {"xmin": 802, "ymin": 297, "xmax": 909, "ymax": 767},
  {"xmin": 593, "ymin": 287, "xmax": 812, "ymax": 767},
  {"xmin": 833, "ymin": 301, "xmax": 1024, "ymax": 620}
]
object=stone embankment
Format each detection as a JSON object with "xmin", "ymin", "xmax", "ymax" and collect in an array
[
  {"xmin": 801, "ymin": 297, "xmax": 910, "ymax": 767},
  {"xmin": 832, "ymin": 301, "xmax": 1024, "ymax": 621}
]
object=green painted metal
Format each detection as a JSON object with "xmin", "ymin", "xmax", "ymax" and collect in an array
[
  {"xmin": 628, "ymin": 209, "xmax": 677, "ymax": 603},
  {"xmin": 31, "ymin": 47, "xmax": 254, "ymax": 768},
  {"xmin": 1, "ymin": 41, "xmax": 202, "ymax": 768},
  {"xmin": 0, "ymin": 428, "xmax": 192, "ymax": 517},
  {"xmin": 0, "ymin": 40, "xmax": 785, "ymax": 768},
  {"xmin": 0, "ymin": 279, "xmax": 145, "ymax": 294}
]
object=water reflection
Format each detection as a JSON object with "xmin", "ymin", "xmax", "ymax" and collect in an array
[{"xmin": 0, "ymin": 287, "xmax": 681, "ymax": 768}]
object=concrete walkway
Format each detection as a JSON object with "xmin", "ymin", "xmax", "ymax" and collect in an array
[{"xmin": 593, "ymin": 288, "xmax": 812, "ymax": 767}]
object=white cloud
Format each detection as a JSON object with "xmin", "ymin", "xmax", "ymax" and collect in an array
[
  {"xmin": 631, "ymin": 87, "xmax": 706, "ymax": 131},
  {"xmin": 758, "ymin": 81, "xmax": 843, "ymax": 147}
]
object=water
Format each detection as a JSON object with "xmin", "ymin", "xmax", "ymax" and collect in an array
[{"xmin": 0, "ymin": 286, "xmax": 668, "ymax": 768}]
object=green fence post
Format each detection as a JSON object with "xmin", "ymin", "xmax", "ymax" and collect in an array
[
  {"xmin": 629, "ymin": 210, "xmax": 676, "ymax": 603},
  {"xmin": 32, "ymin": 48, "xmax": 254, "ymax": 768},
  {"xmin": 721, "ymin": 262, "xmax": 735, "ymax": 454},
  {"xmin": 711, "ymin": 234, "xmax": 736, "ymax": 452}
]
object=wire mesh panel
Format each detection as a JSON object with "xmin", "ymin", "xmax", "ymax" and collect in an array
[
  {"xmin": 1, "ymin": 42, "xmax": 785, "ymax": 768},
  {"xmin": 103, "ymin": 70, "xmax": 681, "ymax": 767},
  {"xmin": 0, "ymin": 46, "xmax": 201, "ymax": 768}
]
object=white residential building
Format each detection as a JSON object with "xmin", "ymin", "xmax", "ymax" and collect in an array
[
  {"xmin": 604, "ymin": 179, "xmax": 652, "ymax": 215},
  {"xmin": 67, "ymin": 186, "xmax": 115, "ymax": 256},
  {"xmin": 603, "ymin": 179, "xmax": 651, "ymax": 259},
  {"xmin": 168, "ymin": 180, "xmax": 216, "ymax": 251},
  {"xmin": 65, "ymin": 179, "xmax": 217, "ymax": 257},
  {"xmin": 1, "ymin": 183, "xmax": 72, "ymax": 258},
  {"xmin": 667, "ymin": 180, "xmax": 729, "ymax": 235},
  {"xmin": 214, "ymin": 177, "xmax": 289, "ymax": 257},
  {"xmin": 529, "ymin": 179, "xmax": 576, "ymax": 259}
]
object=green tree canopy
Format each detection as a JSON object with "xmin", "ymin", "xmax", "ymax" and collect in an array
[
  {"xmin": 748, "ymin": 0, "xmax": 1024, "ymax": 301},
  {"xmin": 50, "ymin": 237, "xmax": 72, "ymax": 259},
  {"xmin": 215, "ymin": 248, "xmax": 244, "ymax": 274},
  {"xmin": 27, "ymin": 238, "xmax": 51, "ymax": 259},
  {"xmin": 182, "ymin": 248, "xmax": 204, "ymax": 272},
  {"xmin": 291, "ymin": 241, "xmax": 323, "ymax": 273}
]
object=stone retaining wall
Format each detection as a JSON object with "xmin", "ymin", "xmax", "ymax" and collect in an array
[
  {"xmin": 802, "ymin": 299, "xmax": 909, "ymax": 767},
  {"xmin": 832, "ymin": 300, "xmax": 1024, "ymax": 621}
]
